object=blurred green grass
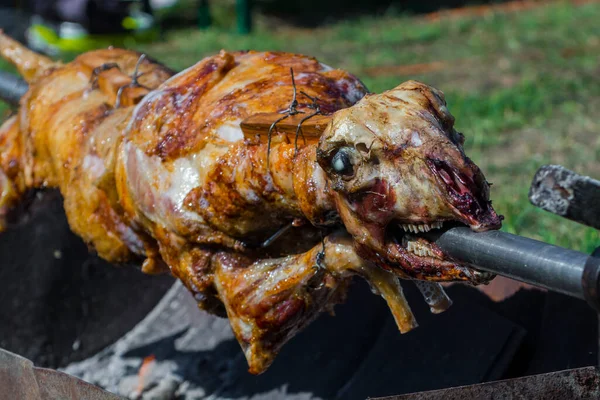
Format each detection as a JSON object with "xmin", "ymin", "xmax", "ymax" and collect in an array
[{"xmin": 1, "ymin": 1, "xmax": 598, "ymax": 252}]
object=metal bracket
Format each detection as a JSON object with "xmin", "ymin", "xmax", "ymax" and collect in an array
[
  {"xmin": 529, "ymin": 164, "xmax": 600, "ymax": 230},
  {"xmin": 582, "ymin": 247, "xmax": 600, "ymax": 312},
  {"xmin": 371, "ymin": 366, "xmax": 600, "ymax": 399},
  {"xmin": 530, "ymin": 165, "xmax": 600, "ymax": 369},
  {"xmin": 0, "ymin": 348, "xmax": 123, "ymax": 399}
]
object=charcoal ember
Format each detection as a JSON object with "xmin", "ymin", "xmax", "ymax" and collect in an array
[{"xmin": 64, "ymin": 281, "xmax": 527, "ymax": 400}]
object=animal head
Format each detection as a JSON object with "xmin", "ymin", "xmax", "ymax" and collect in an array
[{"xmin": 317, "ymin": 80, "xmax": 502, "ymax": 283}]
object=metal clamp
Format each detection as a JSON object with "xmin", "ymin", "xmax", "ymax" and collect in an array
[{"xmin": 582, "ymin": 247, "xmax": 600, "ymax": 312}]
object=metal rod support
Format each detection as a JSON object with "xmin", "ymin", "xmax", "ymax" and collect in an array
[
  {"xmin": 530, "ymin": 165, "xmax": 600, "ymax": 230},
  {"xmin": 0, "ymin": 70, "xmax": 28, "ymax": 106},
  {"xmin": 432, "ymin": 227, "xmax": 600, "ymax": 302}
]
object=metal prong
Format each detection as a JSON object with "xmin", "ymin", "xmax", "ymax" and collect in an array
[
  {"xmin": 413, "ymin": 280, "xmax": 452, "ymax": 314},
  {"xmin": 313, "ymin": 229, "xmax": 326, "ymax": 270},
  {"xmin": 114, "ymin": 54, "xmax": 150, "ymax": 109},
  {"xmin": 131, "ymin": 54, "xmax": 147, "ymax": 85},
  {"xmin": 267, "ymin": 67, "xmax": 305, "ymax": 170},
  {"xmin": 266, "ymin": 113, "xmax": 291, "ymax": 171},
  {"xmin": 261, "ymin": 222, "xmax": 294, "ymax": 248},
  {"xmin": 294, "ymin": 91, "xmax": 323, "ymax": 155},
  {"xmin": 89, "ymin": 62, "xmax": 120, "ymax": 88}
]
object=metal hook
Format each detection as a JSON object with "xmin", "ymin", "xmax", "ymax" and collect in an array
[
  {"xmin": 114, "ymin": 54, "xmax": 150, "ymax": 109},
  {"xmin": 266, "ymin": 67, "xmax": 304, "ymax": 171}
]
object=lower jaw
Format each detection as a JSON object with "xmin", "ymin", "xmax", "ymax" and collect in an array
[{"xmin": 365, "ymin": 228, "xmax": 495, "ymax": 284}]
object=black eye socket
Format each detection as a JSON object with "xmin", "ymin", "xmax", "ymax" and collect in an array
[{"xmin": 330, "ymin": 147, "xmax": 355, "ymax": 177}]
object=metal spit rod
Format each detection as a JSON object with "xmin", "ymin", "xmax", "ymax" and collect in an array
[
  {"xmin": 0, "ymin": 70, "xmax": 28, "ymax": 106},
  {"xmin": 433, "ymin": 227, "xmax": 600, "ymax": 308},
  {"xmin": 435, "ymin": 165, "xmax": 600, "ymax": 309}
]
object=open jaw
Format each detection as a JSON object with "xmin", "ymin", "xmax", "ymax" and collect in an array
[
  {"xmin": 377, "ymin": 219, "xmax": 494, "ymax": 285},
  {"xmin": 355, "ymin": 158, "xmax": 503, "ymax": 285},
  {"xmin": 371, "ymin": 155, "xmax": 505, "ymax": 285}
]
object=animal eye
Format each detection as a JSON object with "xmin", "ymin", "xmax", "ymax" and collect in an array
[{"xmin": 331, "ymin": 147, "xmax": 355, "ymax": 177}]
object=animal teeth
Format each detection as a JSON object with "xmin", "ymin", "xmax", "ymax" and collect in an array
[
  {"xmin": 399, "ymin": 221, "xmax": 443, "ymax": 233},
  {"xmin": 406, "ymin": 241, "xmax": 436, "ymax": 258}
]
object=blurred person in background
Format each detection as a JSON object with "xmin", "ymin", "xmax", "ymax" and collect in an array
[
  {"xmin": 26, "ymin": 0, "xmax": 155, "ymax": 54},
  {"xmin": 30, "ymin": 0, "xmax": 134, "ymax": 34}
]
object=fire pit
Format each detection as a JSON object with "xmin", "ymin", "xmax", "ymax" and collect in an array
[{"xmin": 0, "ymin": 190, "xmax": 173, "ymax": 369}]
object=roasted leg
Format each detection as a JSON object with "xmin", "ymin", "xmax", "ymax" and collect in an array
[{"xmin": 213, "ymin": 232, "xmax": 416, "ymax": 374}]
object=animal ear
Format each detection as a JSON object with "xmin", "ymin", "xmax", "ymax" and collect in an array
[
  {"xmin": 240, "ymin": 112, "xmax": 332, "ymax": 144},
  {"xmin": 453, "ymin": 130, "xmax": 466, "ymax": 146}
]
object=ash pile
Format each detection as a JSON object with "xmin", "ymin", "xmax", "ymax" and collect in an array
[{"xmin": 1, "ymin": 192, "xmax": 598, "ymax": 400}]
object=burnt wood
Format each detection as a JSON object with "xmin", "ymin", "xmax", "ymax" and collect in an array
[
  {"xmin": 529, "ymin": 164, "xmax": 600, "ymax": 230},
  {"xmin": 373, "ymin": 366, "xmax": 600, "ymax": 400}
]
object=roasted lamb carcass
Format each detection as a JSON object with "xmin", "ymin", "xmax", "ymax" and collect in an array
[{"xmin": 0, "ymin": 33, "xmax": 502, "ymax": 374}]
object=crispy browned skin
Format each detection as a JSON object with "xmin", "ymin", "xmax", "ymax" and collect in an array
[{"xmin": 0, "ymin": 33, "xmax": 501, "ymax": 374}]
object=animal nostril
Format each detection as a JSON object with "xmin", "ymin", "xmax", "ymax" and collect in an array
[
  {"xmin": 439, "ymin": 169, "xmax": 453, "ymax": 186},
  {"xmin": 428, "ymin": 158, "xmax": 475, "ymax": 196},
  {"xmin": 453, "ymin": 176, "xmax": 471, "ymax": 195},
  {"xmin": 449, "ymin": 170, "xmax": 474, "ymax": 196},
  {"xmin": 428, "ymin": 159, "xmax": 457, "ymax": 190},
  {"xmin": 427, "ymin": 157, "xmax": 494, "ymax": 219}
]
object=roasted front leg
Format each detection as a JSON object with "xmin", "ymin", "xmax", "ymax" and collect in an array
[
  {"xmin": 213, "ymin": 232, "xmax": 416, "ymax": 374},
  {"xmin": 0, "ymin": 116, "xmax": 23, "ymax": 230}
]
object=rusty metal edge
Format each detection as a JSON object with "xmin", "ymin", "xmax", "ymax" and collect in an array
[
  {"xmin": 0, "ymin": 348, "xmax": 124, "ymax": 400},
  {"xmin": 370, "ymin": 366, "xmax": 600, "ymax": 400},
  {"xmin": 529, "ymin": 164, "xmax": 600, "ymax": 230}
]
